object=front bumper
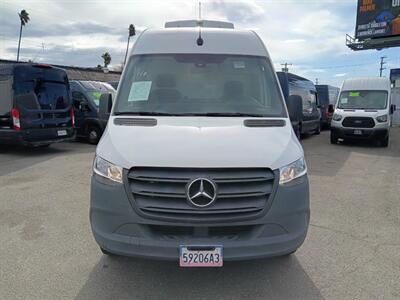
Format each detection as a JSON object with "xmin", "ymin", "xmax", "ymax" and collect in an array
[
  {"xmin": 90, "ymin": 174, "xmax": 310, "ymax": 261},
  {"xmin": 331, "ymin": 126, "xmax": 388, "ymax": 140},
  {"xmin": 0, "ymin": 127, "xmax": 75, "ymax": 146}
]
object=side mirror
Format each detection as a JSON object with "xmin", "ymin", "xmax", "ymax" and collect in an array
[
  {"xmin": 287, "ymin": 95, "xmax": 302, "ymax": 122},
  {"xmin": 80, "ymin": 101, "xmax": 89, "ymax": 111},
  {"xmin": 328, "ymin": 104, "xmax": 335, "ymax": 114},
  {"xmin": 99, "ymin": 93, "xmax": 113, "ymax": 121},
  {"xmin": 390, "ymin": 104, "xmax": 396, "ymax": 115}
]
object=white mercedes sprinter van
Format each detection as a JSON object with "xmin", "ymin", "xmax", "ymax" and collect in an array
[
  {"xmin": 90, "ymin": 20, "xmax": 309, "ymax": 266},
  {"xmin": 331, "ymin": 77, "xmax": 394, "ymax": 147}
]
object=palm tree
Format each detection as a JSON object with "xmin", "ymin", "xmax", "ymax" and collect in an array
[
  {"xmin": 101, "ymin": 52, "xmax": 111, "ymax": 68},
  {"xmin": 17, "ymin": 9, "xmax": 30, "ymax": 62}
]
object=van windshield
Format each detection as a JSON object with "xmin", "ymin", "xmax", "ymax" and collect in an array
[
  {"xmin": 80, "ymin": 81, "xmax": 115, "ymax": 107},
  {"xmin": 337, "ymin": 90, "xmax": 387, "ymax": 110},
  {"xmin": 115, "ymin": 54, "xmax": 286, "ymax": 117}
]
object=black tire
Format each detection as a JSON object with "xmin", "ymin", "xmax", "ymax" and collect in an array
[
  {"xmin": 298, "ymin": 124, "xmax": 303, "ymax": 140},
  {"xmin": 38, "ymin": 144, "xmax": 51, "ymax": 148},
  {"xmin": 295, "ymin": 126, "xmax": 301, "ymax": 140},
  {"xmin": 281, "ymin": 249, "xmax": 297, "ymax": 257},
  {"xmin": 100, "ymin": 247, "xmax": 117, "ymax": 256},
  {"xmin": 330, "ymin": 131, "xmax": 338, "ymax": 144},
  {"xmin": 315, "ymin": 122, "xmax": 321, "ymax": 135},
  {"xmin": 380, "ymin": 136, "xmax": 389, "ymax": 147},
  {"xmin": 87, "ymin": 125, "xmax": 101, "ymax": 144}
]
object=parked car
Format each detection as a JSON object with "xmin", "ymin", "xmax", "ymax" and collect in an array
[
  {"xmin": 331, "ymin": 77, "xmax": 395, "ymax": 147},
  {"xmin": 316, "ymin": 84, "xmax": 339, "ymax": 128},
  {"xmin": 277, "ymin": 71, "xmax": 321, "ymax": 137},
  {"xmin": 0, "ymin": 63, "xmax": 75, "ymax": 147},
  {"xmin": 70, "ymin": 80, "xmax": 115, "ymax": 144},
  {"xmin": 108, "ymin": 81, "xmax": 119, "ymax": 90},
  {"xmin": 91, "ymin": 20, "xmax": 310, "ymax": 266}
]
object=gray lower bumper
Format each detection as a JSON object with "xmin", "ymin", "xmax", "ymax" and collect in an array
[
  {"xmin": 331, "ymin": 126, "xmax": 388, "ymax": 140},
  {"xmin": 90, "ymin": 174, "xmax": 310, "ymax": 261}
]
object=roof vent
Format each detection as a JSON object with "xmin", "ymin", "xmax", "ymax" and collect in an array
[
  {"xmin": 165, "ymin": 20, "xmax": 234, "ymax": 29},
  {"xmin": 244, "ymin": 119, "xmax": 286, "ymax": 128},
  {"xmin": 114, "ymin": 118, "xmax": 157, "ymax": 127}
]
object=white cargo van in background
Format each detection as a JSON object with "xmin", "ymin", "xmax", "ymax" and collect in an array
[
  {"xmin": 90, "ymin": 20, "xmax": 310, "ymax": 267},
  {"xmin": 331, "ymin": 77, "xmax": 395, "ymax": 147}
]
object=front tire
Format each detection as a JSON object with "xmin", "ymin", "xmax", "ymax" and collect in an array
[
  {"xmin": 100, "ymin": 247, "xmax": 118, "ymax": 257},
  {"xmin": 380, "ymin": 136, "xmax": 389, "ymax": 147},
  {"xmin": 87, "ymin": 125, "xmax": 101, "ymax": 144},
  {"xmin": 330, "ymin": 131, "xmax": 338, "ymax": 144},
  {"xmin": 315, "ymin": 122, "xmax": 321, "ymax": 135},
  {"xmin": 295, "ymin": 126, "xmax": 301, "ymax": 140}
]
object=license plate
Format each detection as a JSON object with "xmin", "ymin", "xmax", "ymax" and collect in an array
[
  {"xmin": 353, "ymin": 129, "xmax": 362, "ymax": 135},
  {"xmin": 57, "ymin": 130, "xmax": 67, "ymax": 136},
  {"xmin": 179, "ymin": 246, "xmax": 223, "ymax": 267}
]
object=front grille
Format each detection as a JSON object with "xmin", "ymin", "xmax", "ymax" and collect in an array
[
  {"xmin": 147, "ymin": 224, "xmax": 257, "ymax": 241},
  {"xmin": 342, "ymin": 117, "xmax": 375, "ymax": 128},
  {"xmin": 126, "ymin": 167, "xmax": 276, "ymax": 222}
]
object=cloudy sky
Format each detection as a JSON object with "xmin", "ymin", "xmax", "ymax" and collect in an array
[{"xmin": 1, "ymin": 0, "xmax": 399, "ymax": 86}]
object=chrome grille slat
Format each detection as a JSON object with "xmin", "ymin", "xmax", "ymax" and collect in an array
[
  {"xmin": 127, "ymin": 167, "xmax": 275, "ymax": 221},
  {"xmin": 142, "ymin": 207, "xmax": 262, "ymax": 215}
]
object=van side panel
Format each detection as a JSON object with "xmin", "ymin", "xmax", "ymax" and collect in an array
[
  {"xmin": 287, "ymin": 74, "xmax": 320, "ymax": 134},
  {"xmin": 0, "ymin": 76, "xmax": 13, "ymax": 116}
]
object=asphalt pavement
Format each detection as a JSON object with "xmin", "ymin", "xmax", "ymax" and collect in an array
[{"xmin": 0, "ymin": 129, "xmax": 399, "ymax": 299}]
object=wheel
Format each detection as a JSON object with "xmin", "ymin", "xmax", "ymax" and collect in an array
[
  {"xmin": 330, "ymin": 131, "xmax": 338, "ymax": 144},
  {"xmin": 37, "ymin": 144, "xmax": 51, "ymax": 148},
  {"xmin": 281, "ymin": 249, "xmax": 297, "ymax": 257},
  {"xmin": 87, "ymin": 125, "xmax": 101, "ymax": 144},
  {"xmin": 380, "ymin": 136, "xmax": 389, "ymax": 147},
  {"xmin": 100, "ymin": 247, "xmax": 117, "ymax": 256},
  {"xmin": 294, "ymin": 126, "xmax": 301, "ymax": 140},
  {"xmin": 298, "ymin": 124, "xmax": 303, "ymax": 140},
  {"xmin": 315, "ymin": 122, "xmax": 321, "ymax": 135}
]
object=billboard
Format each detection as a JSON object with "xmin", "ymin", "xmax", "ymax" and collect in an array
[{"xmin": 356, "ymin": 0, "xmax": 400, "ymax": 40}]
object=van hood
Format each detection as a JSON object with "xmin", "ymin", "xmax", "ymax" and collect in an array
[
  {"xmin": 334, "ymin": 108, "xmax": 388, "ymax": 119},
  {"xmin": 96, "ymin": 117, "xmax": 303, "ymax": 170}
]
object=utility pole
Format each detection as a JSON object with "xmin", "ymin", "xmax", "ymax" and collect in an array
[
  {"xmin": 124, "ymin": 24, "xmax": 136, "ymax": 66},
  {"xmin": 379, "ymin": 56, "xmax": 387, "ymax": 77},
  {"xmin": 281, "ymin": 63, "xmax": 292, "ymax": 73}
]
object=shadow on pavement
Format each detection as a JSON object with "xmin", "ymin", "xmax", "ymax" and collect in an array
[
  {"xmin": 76, "ymin": 255, "xmax": 323, "ymax": 300},
  {"xmin": 0, "ymin": 141, "xmax": 95, "ymax": 176},
  {"xmin": 303, "ymin": 128, "xmax": 400, "ymax": 178}
]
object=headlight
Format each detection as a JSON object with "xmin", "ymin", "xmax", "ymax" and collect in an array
[
  {"xmin": 332, "ymin": 113, "xmax": 342, "ymax": 121},
  {"xmin": 376, "ymin": 114, "xmax": 388, "ymax": 123},
  {"xmin": 93, "ymin": 155, "xmax": 123, "ymax": 183},
  {"xmin": 279, "ymin": 157, "xmax": 307, "ymax": 185}
]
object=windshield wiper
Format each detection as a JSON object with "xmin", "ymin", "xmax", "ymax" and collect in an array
[{"xmin": 114, "ymin": 111, "xmax": 178, "ymax": 116}]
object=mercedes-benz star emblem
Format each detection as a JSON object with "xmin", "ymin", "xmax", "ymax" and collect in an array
[{"xmin": 186, "ymin": 178, "xmax": 217, "ymax": 208}]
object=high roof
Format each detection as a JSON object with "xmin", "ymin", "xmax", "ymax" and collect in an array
[
  {"xmin": 341, "ymin": 77, "xmax": 391, "ymax": 91},
  {"xmin": 131, "ymin": 27, "xmax": 268, "ymax": 57}
]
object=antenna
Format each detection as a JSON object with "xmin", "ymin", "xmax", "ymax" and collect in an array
[
  {"xmin": 196, "ymin": 1, "xmax": 204, "ymax": 46},
  {"xmin": 199, "ymin": 1, "xmax": 201, "ymax": 20}
]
